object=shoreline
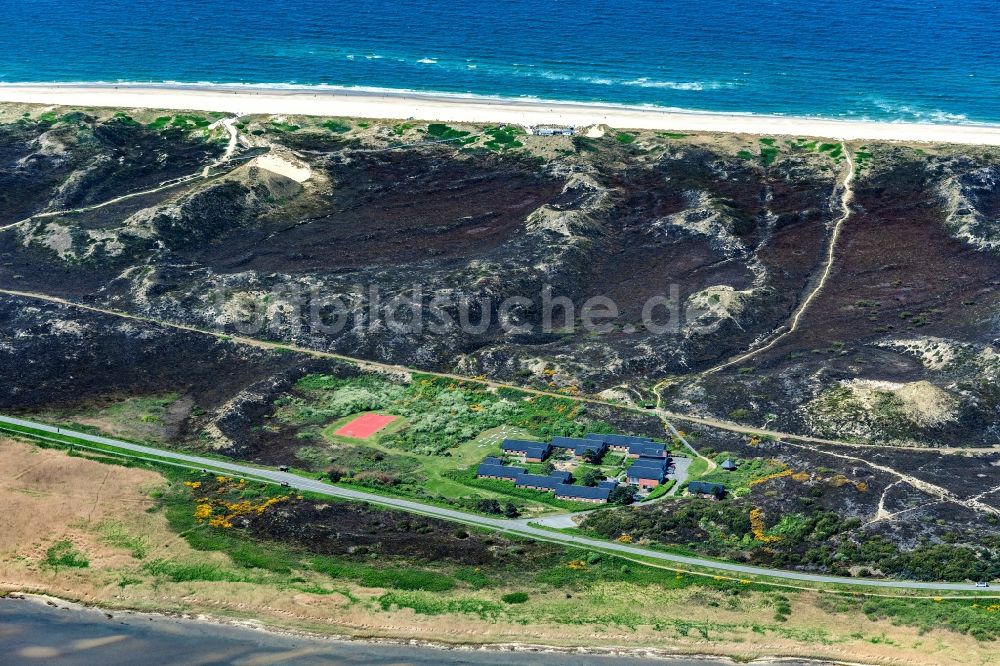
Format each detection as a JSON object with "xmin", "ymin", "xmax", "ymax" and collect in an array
[
  {"xmin": 1, "ymin": 592, "xmax": 841, "ymax": 666},
  {"xmin": 2, "ymin": 82, "xmax": 1000, "ymax": 145}
]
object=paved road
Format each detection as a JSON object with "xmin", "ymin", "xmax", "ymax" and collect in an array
[{"xmin": 0, "ymin": 413, "xmax": 989, "ymax": 593}]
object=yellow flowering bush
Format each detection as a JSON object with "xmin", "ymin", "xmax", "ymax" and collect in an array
[
  {"xmin": 186, "ymin": 476, "xmax": 291, "ymax": 528},
  {"xmin": 749, "ymin": 469, "xmax": 793, "ymax": 487},
  {"xmin": 750, "ymin": 507, "xmax": 781, "ymax": 543}
]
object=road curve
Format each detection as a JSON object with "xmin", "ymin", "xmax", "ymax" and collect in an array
[{"xmin": 0, "ymin": 413, "xmax": 987, "ymax": 593}]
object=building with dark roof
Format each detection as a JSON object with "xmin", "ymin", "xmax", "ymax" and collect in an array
[
  {"xmin": 515, "ymin": 473, "xmax": 562, "ymax": 491},
  {"xmin": 626, "ymin": 455, "xmax": 669, "ymax": 489},
  {"xmin": 550, "ymin": 436, "xmax": 608, "ymax": 461},
  {"xmin": 688, "ymin": 481, "xmax": 726, "ymax": 499},
  {"xmin": 585, "ymin": 433, "xmax": 653, "ymax": 447},
  {"xmin": 550, "ymin": 436, "xmax": 591, "ymax": 449},
  {"xmin": 482, "ymin": 456, "xmax": 503, "ymax": 466},
  {"xmin": 476, "ymin": 453, "xmax": 615, "ymax": 503},
  {"xmin": 573, "ymin": 440, "xmax": 606, "ymax": 460},
  {"xmin": 476, "ymin": 463, "xmax": 525, "ymax": 481},
  {"xmin": 554, "ymin": 483, "xmax": 613, "ymax": 503},
  {"xmin": 501, "ymin": 439, "xmax": 552, "ymax": 462},
  {"xmin": 626, "ymin": 441, "xmax": 667, "ymax": 458},
  {"xmin": 585, "ymin": 433, "xmax": 665, "ymax": 458}
]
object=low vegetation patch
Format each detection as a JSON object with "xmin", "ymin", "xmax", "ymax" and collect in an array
[
  {"xmin": 44, "ymin": 540, "xmax": 89, "ymax": 568},
  {"xmin": 483, "ymin": 125, "xmax": 524, "ymax": 151},
  {"xmin": 322, "ymin": 119, "xmax": 352, "ymax": 133},
  {"xmin": 97, "ymin": 520, "xmax": 149, "ymax": 559},
  {"xmin": 426, "ymin": 123, "xmax": 475, "ymax": 143},
  {"xmin": 821, "ymin": 593, "xmax": 1000, "ymax": 642}
]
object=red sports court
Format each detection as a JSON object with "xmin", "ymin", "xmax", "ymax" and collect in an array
[{"xmin": 334, "ymin": 413, "xmax": 398, "ymax": 439}]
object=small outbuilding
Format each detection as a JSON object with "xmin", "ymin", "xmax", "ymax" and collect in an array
[
  {"xmin": 721, "ymin": 459, "xmax": 737, "ymax": 471},
  {"xmin": 688, "ymin": 481, "xmax": 726, "ymax": 500}
]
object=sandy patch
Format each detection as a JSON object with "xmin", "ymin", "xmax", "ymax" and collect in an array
[
  {"xmin": 685, "ymin": 284, "xmax": 752, "ymax": 332},
  {"xmin": 250, "ymin": 154, "xmax": 311, "ymax": 183},
  {"xmin": 37, "ymin": 223, "xmax": 76, "ymax": 260},
  {"xmin": 597, "ymin": 388, "xmax": 634, "ymax": 404},
  {"xmin": 842, "ymin": 379, "xmax": 959, "ymax": 427},
  {"xmin": 877, "ymin": 337, "xmax": 958, "ymax": 371}
]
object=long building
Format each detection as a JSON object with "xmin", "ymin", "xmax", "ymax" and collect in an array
[
  {"xmin": 688, "ymin": 481, "xmax": 726, "ymax": 499},
  {"xmin": 501, "ymin": 438, "xmax": 552, "ymax": 462},
  {"xmin": 554, "ymin": 481, "xmax": 617, "ymax": 503},
  {"xmin": 476, "ymin": 462, "xmax": 525, "ymax": 481},
  {"xmin": 584, "ymin": 433, "xmax": 666, "ymax": 458},
  {"xmin": 475, "ymin": 456, "xmax": 615, "ymax": 503},
  {"xmin": 550, "ymin": 436, "xmax": 608, "ymax": 460},
  {"xmin": 515, "ymin": 470, "xmax": 571, "ymax": 491}
]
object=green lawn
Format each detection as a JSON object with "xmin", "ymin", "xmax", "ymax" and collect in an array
[{"xmin": 699, "ymin": 455, "xmax": 788, "ymax": 496}]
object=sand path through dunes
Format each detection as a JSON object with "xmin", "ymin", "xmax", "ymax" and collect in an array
[
  {"xmin": 0, "ymin": 115, "xmax": 243, "ymax": 233},
  {"xmin": 697, "ymin": 145, "xmax": 856, "ymax": 375}
]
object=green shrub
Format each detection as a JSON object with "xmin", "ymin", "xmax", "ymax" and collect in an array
[
  {"xmin": 502, "ymin": 591, "xmax": 529, "ymax": 604},
  {"xmin": 44, "ymin": 540, "xmax": 89, "ymax": 568},
  {"xmin": 377, "ymin": 592, "xmax": 504, "ymax": 620},
  {"xmin": 322, "ymin": 119, "xmax": 351, "ymax": 133},
  {"xmin": 142, "ymin": 559, "xmax": 257, "ymax": 583},
  {"xmin": 311, "ymin": 557, "xmax": 455, "ymax": 592}
]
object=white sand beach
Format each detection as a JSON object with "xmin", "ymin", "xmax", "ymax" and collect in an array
[{"xmin": 3, "ymin": 83, "xmax": 1000, "ymax": 145}]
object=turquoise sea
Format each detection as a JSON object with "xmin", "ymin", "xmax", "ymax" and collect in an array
[{"xmin": 3, "ymin": 0, "xmax": 999, "ymax": 124}]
